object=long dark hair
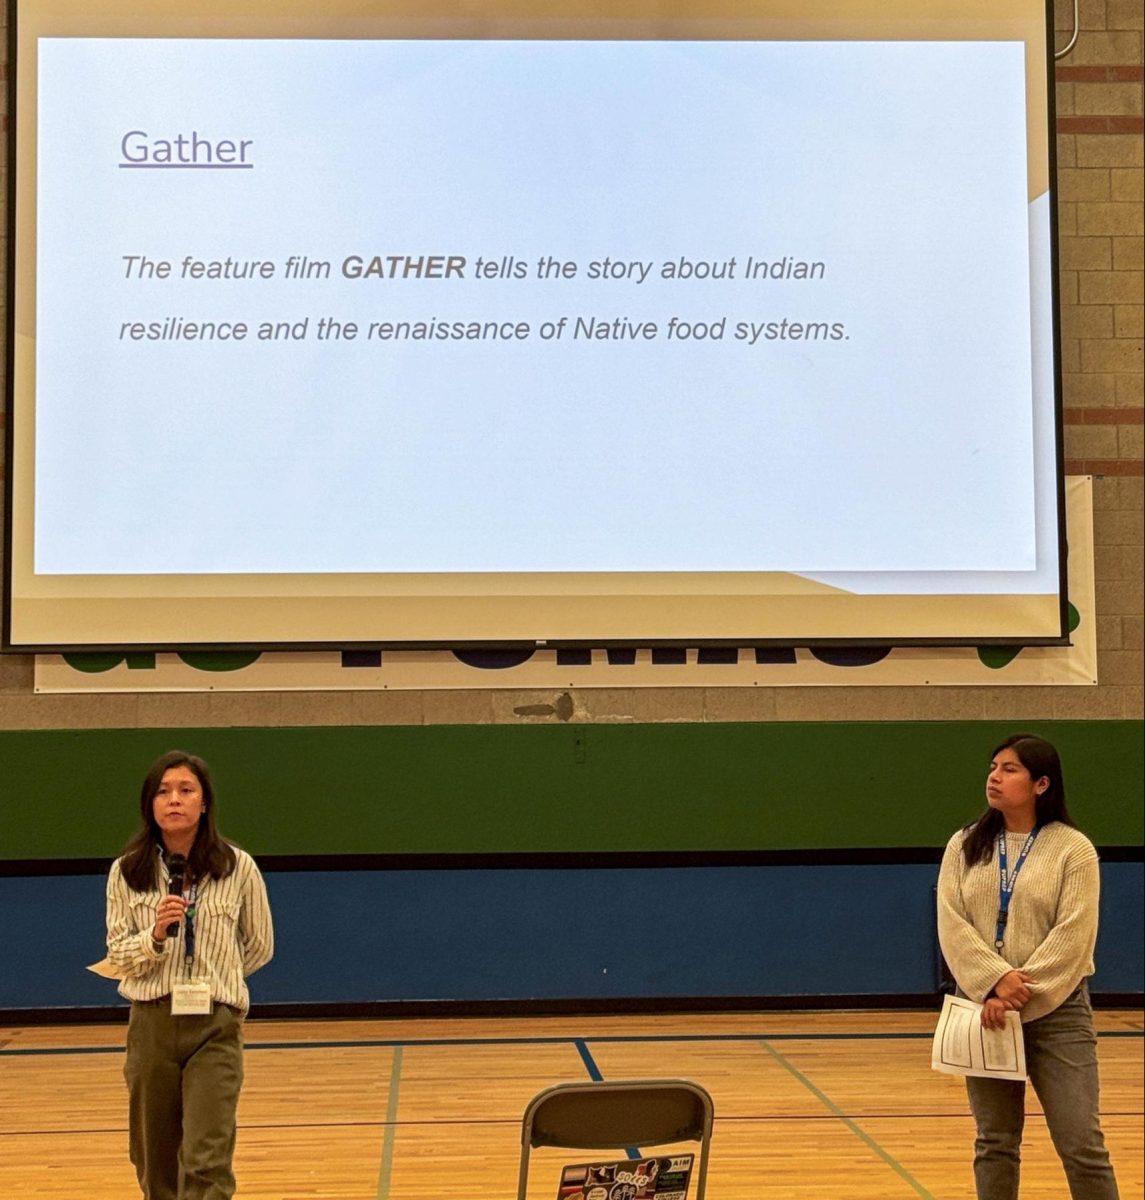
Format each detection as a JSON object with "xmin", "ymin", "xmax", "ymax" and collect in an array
[
  {"xmin": 962, "ymin": 733, "xmax": 1076, "ymax": 867},
  {"xmin": 119, "ymin": 750, "xmax": 237, "ymax": 892}
]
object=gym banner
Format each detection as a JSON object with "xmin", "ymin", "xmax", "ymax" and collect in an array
[{"xmin": 35, "ymin": 479, "xmax": 1096, "ymax": 693}]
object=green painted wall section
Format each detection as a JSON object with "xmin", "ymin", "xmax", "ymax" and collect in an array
[{"xmin": 1, "ymin": 721, "xmax": 1141, "ymax": 860}]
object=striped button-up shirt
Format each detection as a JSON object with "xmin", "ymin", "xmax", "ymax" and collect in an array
[{"xmin": 106, "ymin": 845, "xmax": 274, "ymax": 1014}]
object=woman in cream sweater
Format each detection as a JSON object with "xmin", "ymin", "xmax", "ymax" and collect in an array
[{"xmin": 937, "ymin": 733, "xmax": 1120, "ymax": 1200}]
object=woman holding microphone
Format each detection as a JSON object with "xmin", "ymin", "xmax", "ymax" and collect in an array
[{"xmin": 105, "ymin": 750, "xmax": 274, "ymax": 1200}]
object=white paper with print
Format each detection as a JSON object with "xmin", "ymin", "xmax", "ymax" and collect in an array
[{"xmin": 932, "ymin": 993, "xmax": 1027, "ymax": 1081}]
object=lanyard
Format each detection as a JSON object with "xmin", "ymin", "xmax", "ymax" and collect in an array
[
  {"xmin": 182, "ymin": 881, "xmax": 199, "ymax": 975},
  {"xmin": 995, "ymin": 826, "xmax": 1039, "ymax": 950}
]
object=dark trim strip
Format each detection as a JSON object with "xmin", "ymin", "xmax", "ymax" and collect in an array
[
  {"xmin": 1057, "ymin": 115, "xmax": 1144, "ymax": 134},
  {"xmin": 1056, "ymin": 65, "xmax": 1145, "ymax": 82},
  {"xmin": 3, "ymin": 992, "xmax": 1141, "ymax": 1026},
  {"xmin": 2, "ymin": 846, "xmax": 1142, "ymax": 877}
]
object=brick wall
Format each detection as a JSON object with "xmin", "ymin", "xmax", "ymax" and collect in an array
[{"xmin": 1054, "ymin": 0, "xmax": 1144, "ymax": 720}]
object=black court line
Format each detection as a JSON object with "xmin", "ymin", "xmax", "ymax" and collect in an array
[{"xmin": 3, "ymin": 1027, "xmax": 1140, "ymax": 1058}]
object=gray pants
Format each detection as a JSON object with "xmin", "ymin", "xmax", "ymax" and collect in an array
[
  {"xmin": 966, "ymin": 984, "xmax": 1119, "ymax": 1200},
  {"xmin": 124, "ymin": 1001, "xmax": 245, "ymax": 1200}
]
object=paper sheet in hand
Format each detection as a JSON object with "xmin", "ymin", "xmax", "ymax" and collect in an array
[
  {"xmin": 932, "ymin": 993, "xmax": 1027, "ymax": 1081},
  {"xmin": 86, "ymin": 957, "xmax": 126, "ymax": 980}
]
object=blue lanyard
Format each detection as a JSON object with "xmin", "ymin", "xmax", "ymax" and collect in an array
[{"xmin": 995, "ymin": 826, "xmax": 1039, "ymax": 950}]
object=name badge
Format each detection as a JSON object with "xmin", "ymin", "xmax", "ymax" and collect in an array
[{"xmin": 171, "ymin": 980, "xmax": 213, "ymax": 1015}]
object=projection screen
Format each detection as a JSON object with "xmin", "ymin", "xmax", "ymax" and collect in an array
[{"xmin": 4, "ymin": 0, "xmax": 1068, "ymax": 649}]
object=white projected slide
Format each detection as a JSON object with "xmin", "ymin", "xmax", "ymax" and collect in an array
[{"xmin": 34, "ymin": 38, "xmax": 1040, "ymax": 579}]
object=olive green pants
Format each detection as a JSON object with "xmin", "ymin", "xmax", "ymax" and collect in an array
[{"xmin": 124, "ymin": 1001, "xmax": 244, "ymax": 1200}]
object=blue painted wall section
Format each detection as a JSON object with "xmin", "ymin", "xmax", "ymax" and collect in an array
[{"xmin": 3, "ymin": 863, "xmax": 1140, "ymax": 1011}]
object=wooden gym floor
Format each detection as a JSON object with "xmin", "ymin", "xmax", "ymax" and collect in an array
[{"xmin": 1, "ymin": 1008, "xmax": 1141, "ymax": 1198}]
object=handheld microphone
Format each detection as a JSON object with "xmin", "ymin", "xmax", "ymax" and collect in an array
[{"xmin": 165, "ymin": 854, "xmax": 187, "ymax": 937}]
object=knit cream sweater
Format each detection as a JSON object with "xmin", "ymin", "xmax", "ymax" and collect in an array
[{"xmin": 937, "ymin": 820, "xmax": 1099, "ymax": 1023}]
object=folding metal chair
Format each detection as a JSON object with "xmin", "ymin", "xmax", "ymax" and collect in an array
[{"xmin": 517, "ymin": 1077, "xmax": 714, "ymax": 1200}]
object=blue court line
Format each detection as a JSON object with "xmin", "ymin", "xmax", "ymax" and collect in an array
[
  {"xmin": 759, "ymin": 1040, "xmax": 936, "ymax": 1200},
  {"xmin": 574, "ymin": 1038, "xmax": 604, "ymax": 1081},
  {"xmin": 574, "ymin": 1039, "xmax": 641, "ymax": 1160},
  {"xmin": 4, "ymin": 1028, "xmax": 1138, "ymax": 1057},
  {"xmin": 375, "ymin": 1045, "xmax": 403, "ymax": 1200}
]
